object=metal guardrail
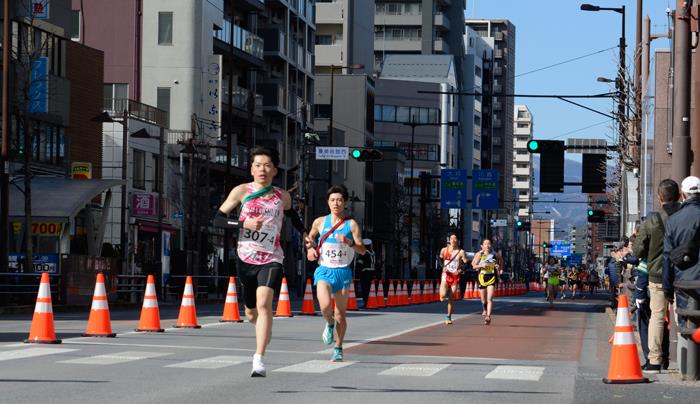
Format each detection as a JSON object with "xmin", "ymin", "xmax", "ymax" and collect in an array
[
  {"xmin": 166, "ymin": 275, "xmax": 232, "ymax": 301},
  {"xmin": 674, "ymin": 280, "xmax": 700, "ymax": 381},
  {"xmin": 0, "ymin": 272, "xmax": 61, "ymax": 306}
]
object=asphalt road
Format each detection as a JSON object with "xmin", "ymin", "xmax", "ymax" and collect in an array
[{"xmin": 1, "ymin": 292, "xmax": 699, "ymax": 403}]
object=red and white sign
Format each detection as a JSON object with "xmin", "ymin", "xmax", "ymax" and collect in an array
[{"xmin": 131, "ymin": 192, "xmax": 157, "ymax": 217}]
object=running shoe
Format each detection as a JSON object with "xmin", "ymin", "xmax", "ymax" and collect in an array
[
  {"xmin": 251, "ymin": 355, "xmax": 266, "ymax": 377},
  {"xmin": 322, "ymin": 322, "xmax": 335, "ymax": 345},
  {"xmin": 331, "ymin": 347, "xmax": 343, "ymax": 362},
  {"xmin": 444, "ymin": 316, "xmax": 453, "ymax": 325},
  {"xmin": 484, "ymin": 316, "xmax": 491, "ymax": 325}
]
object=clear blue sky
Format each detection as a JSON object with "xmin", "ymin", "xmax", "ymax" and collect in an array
[{"xmin": 469, "ymin": 0, "xmax": 673, "ymax": 146}]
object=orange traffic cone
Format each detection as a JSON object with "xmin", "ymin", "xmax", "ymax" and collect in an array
[
  {"xmin": 366, "ymin": 280, "xmax": 378, "ymax": 309},
  {"xmin": 603, "ymin": 294, "xmax": 649, "ymax": 384},
  {"xmin": 692, "ymin": 327, "xmax": 700, "ymax": 344},
  {"xmin": 376, "ymin": 281, "xmax": 386, "ymax": 308},
  {"xmin": 402, "ymin": 280, "xmax": 410, "ymax": 305},
  {"xmin": 433, "ymin": 281, "xmax": 439, "ymax": 302},
  {"xmin": 175, "ymin": 276, "xmax": 201, "ymax": 328},
  {"xmin": 455, "ymin": 284, "xmax": 462, "ymax": 300},
  {"xmin": 300, "ymin": 278, "xmax": 317, "ymax": 315},
  {"xmin": 25, "ymin": 272, "xmax": 60, "ymax": 344},
  {"xmin": 274, "ymin": 277, "xmax": 293, "ymax": 317},
  {"xmin": 387, "ymin": 280, "xmax": 397, "ymax": 306},
  {"xmin": 136, "ymin": 274, "xmax": 164, "ymax": 332},
  {"xmin": 83, "ymin": 273, "xmax": 116, "ymax": 337},
  {"xmin": 221, "ymin": 277, "xmax": 243, "ymax": 323},
  {"xmin": 347, "ymin": 280, "xmax": 359, "ymax": 311}
]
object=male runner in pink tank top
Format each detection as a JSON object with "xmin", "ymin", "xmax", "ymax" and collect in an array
[{"xmin": 214, "ymin": 147, "xmax": 308, "ymax": 377}]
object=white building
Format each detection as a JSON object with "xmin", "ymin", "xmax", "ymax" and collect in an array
[{"xmin": 513, "ymin": 105, "xmax": 534, "ymax": 218}]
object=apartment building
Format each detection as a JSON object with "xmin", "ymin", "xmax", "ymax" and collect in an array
[
  {"xmin": 465, "ymin": 19, "xmax": 516, "ymax": 212},
  {"xmin": 513, "ymin": 105, "xmax": 533, "ymax": 218}
]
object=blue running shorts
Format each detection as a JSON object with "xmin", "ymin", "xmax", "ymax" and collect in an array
[{"xmin": 313, "ymin": 266, "xmax": 352, "ymax": 293}]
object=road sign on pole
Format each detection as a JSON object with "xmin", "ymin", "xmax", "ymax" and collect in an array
[
  {"xmin": 315, "ymin": 146, "xmax": 349, "ymax": 160},
  {"xmin": 440, "ymin": 169, "xmax": 467, "ymax": 209},
  {"xmin": 549, "ymin": 240, "xmax": 571, "ymax": 257},
  {"xmin": 472, "ymin": 169, "xmax": 499, "ymax": 210}
]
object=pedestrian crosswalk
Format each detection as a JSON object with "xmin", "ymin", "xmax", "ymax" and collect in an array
[{"xmin": 0, "ymin": 345, "xmax": 549, "ymax": 381}]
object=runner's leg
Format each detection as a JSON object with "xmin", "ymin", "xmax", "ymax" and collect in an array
[
  {"xmin": 486, "ymin": 284, "xmax": 495, "ymax": 318},
  {"xmin": 447, "ymin": 284, "xmax": 457, "ymax": 318},
  {"xmin": 480, "ymin": 286, "xmax": 487, "ymax": 316},
  {"xmin": 333, "ymin": 289, "xmax": 349, "ymax": 347},
  {"xmin": 317, "ymin": 281, "xmax": 334, "ymax": 324},
  {"xmin": 439, "ymin": 277, "xmax": 449, "ymax": 302},
  {"xmin": 255, "ymin": 286, "xmax": 275, "ymax": 355}
]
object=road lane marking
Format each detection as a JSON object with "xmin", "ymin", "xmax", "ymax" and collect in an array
[
  {"xmin": 0, "ymin": 347, "xmax": 78, "ymax": 362},
  {"xmin": 165, "ymin": 355, "xmax": 249, "ymax": 369},
  {"xmin": 379, "ymin": 363, "xmax": 449, "ymax": 377},
  {"xmin": 485, "ymin": 365, "xmax": 545, "ymax": 381},
  {"xmin": 273, "ymin": 360, "xmax": 355, "ymax": 373},
  {"xmin": 57, "ymin": 351, "xmax": 170, "ymax": 365},
  {"xmin": 62, "ymin": 340, "xmax": 314, "ymax": 355}
]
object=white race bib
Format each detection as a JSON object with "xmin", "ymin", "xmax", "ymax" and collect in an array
[
  {"xmin": 238, "ymin": 224, "xmax": 279, "ymax": 253},
  {"xmin": 444, "ymin": 258, "xmax": 460, "ymax": 273},
  {"xmin": 319, "ymin": 242, "xmax": 354, "ymax": 268}
]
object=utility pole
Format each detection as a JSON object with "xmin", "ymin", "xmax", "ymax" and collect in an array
[
  {"xmin": 1, "ymin": 0, "xmax": 11, "ymax": 272},
  {"xmin": 692, "ymin": 5, "xmax": 700, "ymax": 177},
  {"xmin": 671, "ymin": 0, "xmax": 692, "ymax": 183},
  {"xmin": 633, "ymin": 0, "xmax": 642, "ymax": 166}
]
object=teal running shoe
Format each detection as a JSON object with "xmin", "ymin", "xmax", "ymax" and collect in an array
[
  {"xmin": 331, "ymin": 347, "xmax": 343, "ymax": 362},
  {"xmin": 322, "ymin": 322, "xmax": 335, "ymax": 345}
]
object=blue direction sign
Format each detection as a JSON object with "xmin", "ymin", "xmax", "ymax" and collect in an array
[
  {"xmin": 472, "ymin": 169, "xmax": 499, "ymax": 210},
  {"xmin": 567, "ymin": 253, "xmax": 583, "ymax": 265},
  {"xmin": 550, "ymin": 240, "xmax": 572, "ymax": 257},
  {"xmin": 441, "ymin": 169, "xmax": 467, "ymax": 209}
]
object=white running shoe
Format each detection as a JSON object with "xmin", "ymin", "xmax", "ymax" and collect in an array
[{"xmin": 251, "ymin": 355, "xmax": 266, "ymax": 377}]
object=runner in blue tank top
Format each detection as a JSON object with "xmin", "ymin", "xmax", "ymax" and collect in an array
[{"xmin": 305, "ymin": 185, "xmax": 367, "ymax": 362}]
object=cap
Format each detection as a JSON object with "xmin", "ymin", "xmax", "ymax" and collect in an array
[
  {"xmin": 681, "ymin": 176, "xmax": 700, "ymax": 194},
  {"xmin": 362, "ymin": 238, "xmax": 372, "ymax": 246}
]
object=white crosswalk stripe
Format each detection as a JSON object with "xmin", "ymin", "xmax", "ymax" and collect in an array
[
  {"xmin": 485, "ymin": 365, "xmax": 545, "ymax": 381},
  {"xmin": 0, "ymin": 347, "xmax": 78, "ymax": 362},
  {"xmin": 379, "ymin": 363, "xmax": 450, "ymax": 377},
  {"xmin": 165, "ymin": 355, "xmax": 250, "ymax": 369},
  {"xmin": 273, "ymin": 359, "xmax": 355, "ymax": 373},
  {"xmin": 57, "ymin": 351, "xmax": 171, "ymax": 365}
]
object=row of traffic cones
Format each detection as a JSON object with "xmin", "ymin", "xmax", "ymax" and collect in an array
[{"xmin": 24, "ymin": 273, "xmax": 257, "ymax": 343}]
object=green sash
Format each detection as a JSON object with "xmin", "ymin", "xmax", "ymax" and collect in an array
[{"xmin": 242, "ymin": 185, "xmax": 273, "ymax": 205}]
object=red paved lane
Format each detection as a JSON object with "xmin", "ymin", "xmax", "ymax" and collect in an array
[{"xmin": 347, "ymin": 302, "xmax": 601, "ymax": 361}]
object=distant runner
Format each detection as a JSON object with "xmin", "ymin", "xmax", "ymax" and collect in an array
[{"xmin": 438, "ymin": 233, "xmax": 468, "ymax": 325}]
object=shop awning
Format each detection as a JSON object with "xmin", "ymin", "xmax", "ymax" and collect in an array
[{"xmin": 9, "ymin": 177, "xmax": 125, "ymax": 221}]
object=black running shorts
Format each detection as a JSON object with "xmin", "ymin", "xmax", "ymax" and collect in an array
[{"xmin": 238, "ymin": 260, "xmax": 284, "ymax": 309}]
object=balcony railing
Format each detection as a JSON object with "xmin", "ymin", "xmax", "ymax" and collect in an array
[
  {"xmin": 104, "ymin": 98, "xmax": 169, "ymax": 128},
  {"xmin": 234, "ymin": 24, "xmax": 264, "ymax": 59}
]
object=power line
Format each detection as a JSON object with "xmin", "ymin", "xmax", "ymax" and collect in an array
[{"xmin": 515, "ymin": 46, "xmax": 619, "ymax": 79}]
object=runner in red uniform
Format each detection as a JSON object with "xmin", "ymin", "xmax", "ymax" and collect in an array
[{"xmin": 439, "ymin": 233, "xmax": 468, "ymax": 324}]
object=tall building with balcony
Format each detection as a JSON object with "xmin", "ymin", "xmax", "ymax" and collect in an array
[
  {"xmin": 513, "ymin": 105, "xmax": 533, "ymax": 218},
  {"xmin": 465, "ymin": 19, "xmax": 516, "ymax": 213},
  {"xmin": 312, "ymin": 0, "xmax": 375, "ymax": 230}
]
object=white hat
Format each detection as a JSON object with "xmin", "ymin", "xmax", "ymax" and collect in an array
[
  {"xmin": 681, "ymin": 176, "xmax": 700, "ymax": 194},
  {"xmin": 362, "ymin": 238, "xmax": 373, "ymax": 246}
]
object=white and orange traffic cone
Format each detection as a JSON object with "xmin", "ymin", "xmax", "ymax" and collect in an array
[
  {"xmin": 366, "ymin": 280, "xmax": 378, "ymax": 309},
  {"xmin": 274, "ymin": 277, "xmax": 293, "ymax": 317},
  {"xmin": 221, "ymin": 277, "xmax": 243, "ymax": 323},
  {"xmin": 347, "ymin": 280, "xmax": 359, "ymax": 311},
  {"xmin": 25, "ymin": 272, "xmax": 61, "ymax": 344},
  {"xmin": 387, "ymin": 280, "xmax": 397, "ymax": 306},
  {"xmin": 376, "ymin": 281, "xmax": 386, "ymax": 308},
  {"xmin": 603, "ymin": 294, "xmax": 649, "ymax": 384},
  {"xmin": 300, "ymin": 278, "xmax": 317, "ymax": 315},
  {"xmin": 175, "ymin": 276, "xmax": 201, "ymax": 328},
  {"xmin": 136, "ymin": 274, "xmax": 164, "ymax": 332},
  {"xmin": 83, "ymin": 273, "xmax": 116, "ymax": 337}
]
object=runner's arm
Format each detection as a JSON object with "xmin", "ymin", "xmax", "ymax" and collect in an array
[
  {"xmin": 471, "ymin": 252, "xmax": 483, "ymax": 269},
  {"xmin": 349, "ymin": 220, "xmax": 367, "ymax": 255},
  {"xmin": 213, "ymin": 185, "xmax": 244, "ymax": 228}
]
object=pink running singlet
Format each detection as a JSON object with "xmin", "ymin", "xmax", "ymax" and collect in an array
[{"xmin": 237, "ymin": 183, "xmax": 285, "ymax": 265}]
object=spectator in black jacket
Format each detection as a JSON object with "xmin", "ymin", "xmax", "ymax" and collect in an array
[{"xmin": 663, "ymin": 176, "xmax": 700, "ymax": 372}]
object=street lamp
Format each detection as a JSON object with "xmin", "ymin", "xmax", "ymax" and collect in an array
[
  {"xmin": 327, "ymin": 63, "xmax": 365, "ymax": 188},
  {"xmin": 130, "ymin": 126, "xmax": 166, "ymax": 298},
  {"xmin": 92, "ymin": 110, "xmax": 130, "ymax": 277},
  {"xmin": 401, "ymin": 120, "xmax": 459, "ymax": 278}
]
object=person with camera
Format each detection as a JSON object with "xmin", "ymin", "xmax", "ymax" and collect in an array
[{"xmin": 663, "ymin": 176, "xmax": 700, "ymax": 371}]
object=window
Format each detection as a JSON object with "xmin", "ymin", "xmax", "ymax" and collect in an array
[
  {"xmin": 396, "ymin": 106, "xmax": 410, "ymax": 123},
  {"xmin": 419, "ymin": 107, "xmax": 429, "ymax": 124},
  {"xmin": 103, "ymin": 83, "xmax": 128, "ymax": 111},
  {"xmin": 475, "ymin": 65, "xmax": 482, "ymax": 77},
  {"xmin": 157, "ymin": 87, "xmax": 171, "ymax": 123},
  {"xmin": 316, "ymin": 35, "xmax": 332, "ymax": 45},
  {"xmin": 133, "ymin": 150, "xmax": 146, "ymax": 189},
  {"xmin": 428, "ymin": 108, "xmax": 439, "ymax": 123},
  {"xmin": 474, "ymin": 116, "xmax": 481, "ymax": 126},
  {"xmin": 315, "ymin": 104, "xmax": 331, "ymax": 119},
  {"xmin": 381, "ymin": 105, "xmax": 396, "ymax": 122},
  {"xmin": 158, "ymin": 12, "xmax": 173, "ymax": 45},
  {"xmin": 69, "ymin": 10, "xmax": 81, "ymax": 40},
  {"xmin": 517, "ymin": 122, "xmax": 529, "ymax": 128}
]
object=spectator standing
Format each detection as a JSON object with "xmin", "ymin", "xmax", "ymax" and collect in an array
[
  {"xmin": 633, "ymin": 179, "xmax": 679, "ymax": 373},
  {"xmin": 663, "ymin": 176, "xmax": 700, "ymax": 374}
]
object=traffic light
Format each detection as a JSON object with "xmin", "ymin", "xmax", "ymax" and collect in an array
[
  {"xmin": 587, "ymin": 209, "xmax": 605, "ymax": 223},
  {"xmin": 351, "ymin": 148, "xmax": 383, "ymax": 162},
  {"xmin": 581, "ymin": 154, "xmax": 607, "ymax": 193},
  {"xmin": 528, "ymin": 140, "xmax": 565, "ymax": 193},
  {"xmin": 516, "ymin": 220, "xmax": 531, "ymax": 231},
  {"xmin": 542, "ymin": 242, "xmax": 549, "ymax": 248}
]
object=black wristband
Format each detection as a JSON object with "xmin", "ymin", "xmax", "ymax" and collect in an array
[{"xmin": 213, "ymin": 210, "xmax": 241, "ymax": 229}]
